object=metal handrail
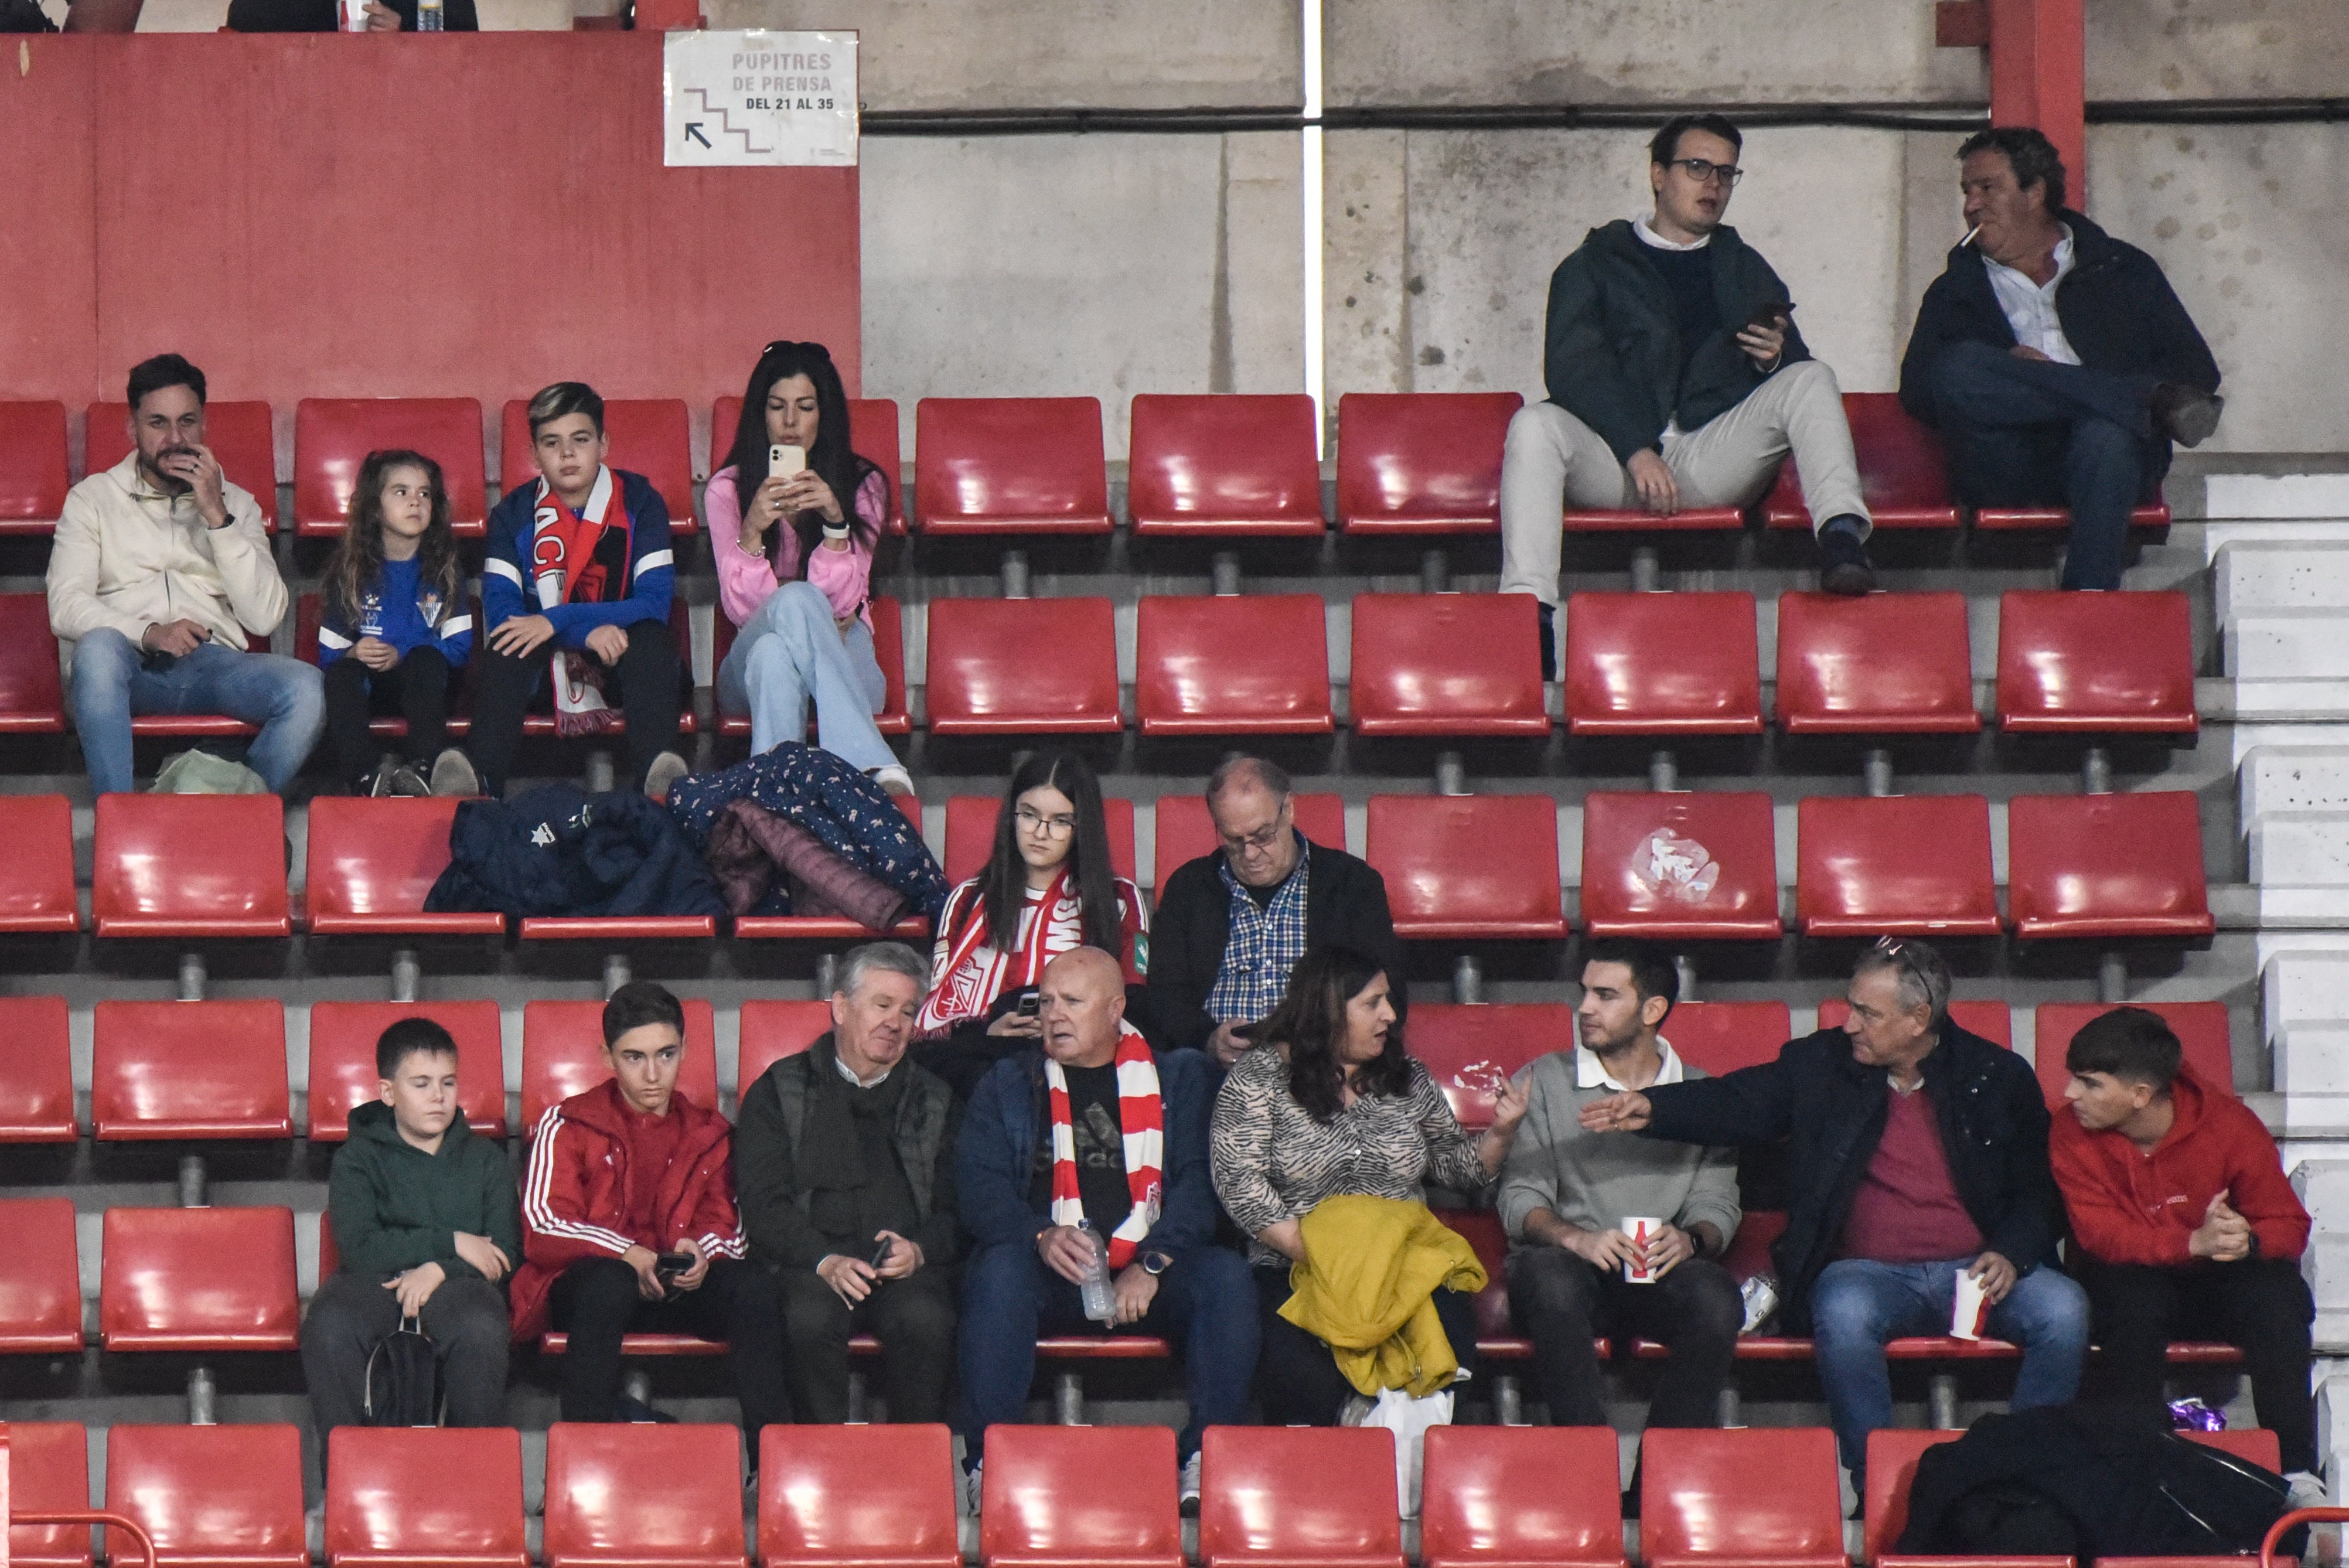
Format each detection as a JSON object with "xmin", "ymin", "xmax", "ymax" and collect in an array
[
  {"xmin": 2261, "ymin": 1506, "xmax": 2349, "ymax": 1568},
  {"xmin": 9, "ymin": 1509, "xmax": 160, "ymax": 1568}
]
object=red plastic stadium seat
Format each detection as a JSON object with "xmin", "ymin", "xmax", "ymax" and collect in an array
[
  {"xmin": 2186, "ymin": 1428, "xmax": 2280, "ymax": 1469},
  {"xmin": 0, "ymin": 594, "xmax": 68, "ymax": 734},
  {"xmin": 1995, "ymin": 592, "xmax": 2197, "ymax": 734},
  {"xmin": 2033, "ymin": 1001, "xmax": 2234, "ymax": 1106},
  {"xmin": 731, "ymin": 791, "xmax": 928, "ymax": 942},
  {"xmin": 913, "ymin": 398, "xmax": 1110, "ymax": 535},
  {"xmin": 92, "ymin": 999, "xmax": 291, "ymax": 1140},
  {"xmin": 1820, "ymin": 998, "xmax": 2013, "ymax": 1048},
  {"xmin": 304, "ymin": 797, "xmax": 504, "ymax": 938},
  {"xmin": 1127, "ymin": 394, "xmax": 1324, "ymax": 537},
  {"xmin": 1152, "ymin": 793, "xmax": 1348, "ymax": 892},
  {"xmin": 0, "ymin": 401, "xmax": 70, "ymax": 533},
  {"xmin": 1136, "ymin": 595, "xmax": 1334, "ymax": 735},
  {"xmin": 757, "ymin": 1423, "xmax": 961, "ymax": 1568},
  {"xmin": 0, "ymin": 998, "xmax": 76, "ymax": 1142},
  {"xmin": 1639, "ymin": 1427, "xmax": 1845, "ymax": 1568},
  {"xmin": 1410, "ymin": 1004, "xmax": 1575, "ymax": 1132},
  {"xmin": 88, "ymin": 400, "xmax": 278, "ymax": 529},
  {"xmin": 543, "ymin": 1423, "xmax": 746, "ymax": 1568},
  {"xmin": 1795, "ymin": 795, "xmax": 2002, "ymax": 938},
  {"xmin": 1350, "ymin": 594, "xmax": 1550, "ymax": 738},
  {"xmin": 323, "ymin": 1427, "xmax": 530, "ymax": 1568},
  {"xmin": 91, "ymin": 793, "xmax": 292, "ymax": 939},
  {"xmin": 99, "ymin": 1205, "xmax": 299, "ymax": 1351},
  {"xmin": 1197, "ymin": 1426, "xmax": 1407, "ymax": 1568},
  {"xmin": 925, "ymin": 598, "xmax": 1123, "ymax": 735},
  {"xmin": 1973, "ymin": 498, "xmax": 2170, "ymax": 531},
  {"xmin": 1775, "ymin": 592, "xmax": 1980, "ymax": 735},
  {"xmin": 306, "ymin": 1000, "xmax": 508, "ymax": 1141},
  {"xmin": 116, "ymin": 628, "xmax": 274, "ymax": 741},
  {"xmin": 712, "ymin": 595, "xmax": 913, "ymax": 738},
  {"xmin": 6, "ymin": 1421, "xmax": 94, "ymax": 1568},
  {"xmin": 1563, "ymin": 594, "xmax": 1764, "ymax": 735},
  {"xmin": 1335, "ymin": 391, "xmax": 1519, "ymax": 535},
  {"xmin": 2007, "ymin": 793, "xmax": 2214, "ymax": 940},
  {"xmin": 516, "ymin": 728, "xmax": 715, "ymax": 938},
  {"xmin": 1666, "ymin": 1002, "xmax": 1794, "ymax": 1078},
  {"xmin": 714, "ymin": 396, "xmax": 905, "ymax": 534},
  {"xmin": 1420, "ymin": 1426, "xmax": 1628, "ymax": 1568},
  {"xmin": 521, "ymin": 998, "xmax": 721, "ymax": 1132},
  {"xmin": 980, "ymin": 1425, "xmax": 1184, "ymax": 1568},
  {"xmin": 0, "ymin": 795, "xmax": 77, "ymax": 935},
  {"xmin": 295, "ymin": 398, "xmax": 487, "ymax": 537},
  {"xmin": 0, "ymin": 1198, "xmax": 84, "ymax": 1352},
  {"xmin": 738, "ymin": 1000, "xmax": 834, "ymax": 1090},
  {"xmin": 1578, "ymin": 791, "xmax": 1782, "ymax": 941},
  {"xmin": 1444, "ymin": 1206, "xmax": 1530, "ymax": 1358},
  {"xmin": 1762, "ymin": 395, "xmax": 1962, "ymax": 531},
  {"xmin": 1860, "ymin": 1431, "xmax": 2051, "ymax": 1568},
  {"xmin": 515, "ymin": 597, "xmax": 700, "ymax": 742},
  {"xmin": 294, "ymin": 594, "xmax": 476, "ymax": 741},
  {"xmin": 945, "ymin": 795, "xmax": 1137, "ymax": 886},
  {"xmin": 503, "ymin": 398, "xmax": 696, "ymax": 535},
  {"xmin": 106, "ymin": 1424, "xmax": 306, "ymax": 1568},
  {"xmin": 1368, "ymin": 795, "xmax": 1567, "ymax": 940},
  {"xmin": 1565, "ymin": 502, "xmax": 1745, "ymax": 533}
]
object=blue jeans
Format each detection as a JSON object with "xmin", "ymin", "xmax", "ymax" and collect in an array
[
  {"xmin": 715, "ymin": 581, "xmax": 894, "ymax": 769},
  {"xmin": 69, "ymin": 627, "xmax": 325, "ymax": 797},
  {"xmin": 957, "ymin": 1240, "xmax": 1259, "ymax": 1465},
  {"xmin": 1922, "ymin": 339, "xmax": 2166, "ymax": 590},
  {"xmin": 1811, "ymin": 1255, "xmax": 2089, "ymax": 1481}
]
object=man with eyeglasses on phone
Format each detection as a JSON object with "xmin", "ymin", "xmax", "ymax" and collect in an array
[
  {"xmin": 1499, "ymin": 113, "xmax": 1879, "ymax": 678},
  {"xmin": 1144, "ymin": 756, "xmax": 1400, "ymax": 1067},
  {"xmin": 1578, "ymin": 939, "xmax": 2085, "ymax": 1498}
]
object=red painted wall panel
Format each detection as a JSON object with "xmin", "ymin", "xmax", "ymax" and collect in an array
[{"xmin": 2, "ymin": 33, "xmax": 857, "ymax": 422}]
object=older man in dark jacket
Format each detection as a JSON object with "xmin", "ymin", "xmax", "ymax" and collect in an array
[
  {"xmin": 737, "ymin": 941, "xmax": 959, "ymax": 1426},
  {"xmin": 1580, "ymin": 939, "xmax": 2087, "ymax": 1489},
  {"xmin": 1900, "ymin": 127, "xmax": 2221, "ymax": 591}
]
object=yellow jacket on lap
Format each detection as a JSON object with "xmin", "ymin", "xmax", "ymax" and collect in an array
[{"xmin": 1277, "ymin": 1194, "xmax": 1487, "ymax": 1397}]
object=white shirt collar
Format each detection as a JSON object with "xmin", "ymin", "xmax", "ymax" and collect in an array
[
  {"xmin": 1634, "ymin": 216, "xmax": 1712, "ymax": 252},
  {"xmin": 1983, "ymin": 222, "xmax": 2074, "ymax": 292},
  {"xmin": 1576, "ymin": 1037, "xmax": 1686, "ymax": 1091},
  {"xmin": 833, "ymin": 1052, "xmax": 892, "ymax": 1089}
]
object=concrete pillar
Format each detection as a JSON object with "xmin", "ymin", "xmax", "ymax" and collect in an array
[
  {"xmin": 846, "ymin": 1370, "xmax": 870, "ymax": 1425},
  {"xmin": 1493, "ymin": 1373, "xmax": 1523, "ymax": 1427},
  {"xmin": 1649, "ymin": 751, "xmax": 1679, "ymax": 793},
  {"xmin": 1001, "ymin": 550, "xmax": 1031, "ymax": 601},
  {"xmin": 178, "ymin": 953, "xmax": 206, "ymax": 1002},
  {"xmin": 1436, "ymin": 752, "xmax": 1468, "ymax": 797},
  {"xmin": 623, "ymin": 1368, "xmax": 653, "ymax": 1407},
  {"xmin": 1420, "ymin": 550, "xmax": 1450, "ymax": 594},
  {"xmin": 1929, "ymin": 1373, "xmax": 1961, "ymax": 1429},
  {"xmin": 815, "ymin": 952, "xmax": 841, "ymax": 999},
  {"xmin": 2098, "ymin": 953, "xmax": 2128, "ymax": 1004},
  {"xmin": 1675, "ymin": 954, "xmax": 1699, "ymax": 1004},
  {"xmin": 178, "ymin": 1154, "xmax": 207, "ymax": 1209},
  {"xmin": 1630, "ymin": 548, "xmax": 1661, "ymax": 594},
  {"xmin": 2082, "ymin": 746, "xmax": 2112, "ymax": 796},
  {"xmin": 1864, "ymin": 749, "xmax": 1895, "ymax": 799},
  {"xmin": 1212, "ymin": 551, "xmax": 1242, "ymax": 597},
  {"xmin": 585, "ymin": 751, "xmax": 616, "ymax": 795},
  {"xmin": 188, "ymin": 1365, "xmax": 217, "ymax": 1425},
  {"xmin": 391, "ymin": 949, "xmax": 421, "ymax": 1004},
  {"xmin": 1452, "ymin": 955, "xmax": 1485, "ymax": 1005},
  {"xmin": 1054, "ymin": 1372, "xmax": 1085, "ymax": 1425},
  {"xmin": 1717, "ymin": 1386, "xmax": 1742, "ymax": 1429},
  {"xmin": 604, "ymin": 953, "xmax": 632, "ymax": 998}
]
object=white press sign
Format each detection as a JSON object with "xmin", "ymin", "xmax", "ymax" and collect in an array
[{"xmin": 663, "ymin": 30, "xmax": 858, "ymax": 168}]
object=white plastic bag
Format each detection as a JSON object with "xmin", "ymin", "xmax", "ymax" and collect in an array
[{"xmin": 1358, "ymin": 1385, "xmax": 1453, "ymax": 1517}]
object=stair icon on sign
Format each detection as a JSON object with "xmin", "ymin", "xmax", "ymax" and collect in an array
[{"xmin": 683, "ymin": 88, "xmax": 775, "ymax": 155}]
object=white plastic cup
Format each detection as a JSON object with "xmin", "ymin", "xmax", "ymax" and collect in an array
[
  {"xmin": 338, "ymin": 0, "xmax": 370, "ymax": 29},
  {"xmin": 1621, "ymin": 1216, "xmax": 1664, "ymax": 1284},
  {"xmin": 1951, "ymin": 1268, "xmax": 1992, "ymax": 1340}
]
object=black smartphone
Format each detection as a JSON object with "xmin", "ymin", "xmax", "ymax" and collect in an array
[
  {"xmin": 652, "ymin": 1250, "xmax": 693, "ymax": 1279},
  {"xmin": 868, "ymin": 1236, "xmax": 895, "ymax": 1270},
  {"xmin": 1016, "ymin": 990, "xmax": 1041, "ymax": 1017},
  {"xmin": 1745, "ymin": 301, "xmax": 1792, "ymax": 332}
]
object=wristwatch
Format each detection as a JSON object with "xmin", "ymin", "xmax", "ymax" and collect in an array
[
  {"xmin": 1140, "ymin": 1250, "xmax": 1174, "ymax": 1277},
  {"xmin": 821, "ymin": 520, "xmax": 852, "ymax": 541}
]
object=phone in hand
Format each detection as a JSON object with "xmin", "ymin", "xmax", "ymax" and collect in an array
[
  {"xmin": 769, "ymin": 443, "xmax": 807, "ymax": 478},
  {"xmin": 1744, "ymin": 301, "xmax": 1792, "ymax": 333},
  {"xmin": 1016, "ymin": 990, "xmax": 1041, "ymax": 1018},
  {"xmin": 868, "ymin": 1236, "xmax": 896, "ymax": 1271},
  {"xmin": 652, "ymin": 1250, "xmax": 694, "ymax": 1281}
]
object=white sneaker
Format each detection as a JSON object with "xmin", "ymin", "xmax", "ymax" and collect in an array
[
  {"xmin": 2286, "ymin": 1470, "xmax": 2327, "ymax": 1511},
  {"xmin": 1179, "ymin": 1451, "xmax": 1202, "ymax": 1517},
  {"xmin": 868, "ymin": 763, "xmax": 915, "ymax": 798},
  {"xmin": 960, "ymin": 1460, "xmax": 983, "ymax": 1518},
  {"xmin": 643, "ymin": 751, "xmax": 691, "ymax": 803},
  {"xmin": 428, "ymin": 747, "xmax": 480, "ymax": 797}
]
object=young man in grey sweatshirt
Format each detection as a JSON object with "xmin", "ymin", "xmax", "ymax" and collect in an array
[{"xmin": 1499, "ymin": 940, "xmax": 1744, "ymax": 1460}]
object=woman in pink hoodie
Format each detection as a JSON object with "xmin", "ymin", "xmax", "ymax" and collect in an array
[{"xmin": 711, "ymin": 341, "xmax": 911, "ymax": 795}]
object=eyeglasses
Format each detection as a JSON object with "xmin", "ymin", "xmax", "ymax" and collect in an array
[
  {"xmin": 1219, "ymin": 820, "xmax": 1288, "ymax": 855},
  {"xmin": 1014, "ymin": 807, "xmax": 1076, "ymax": 837},
  {"xmin": 1667, "ymin": 158, "xmax": 1743, "ymax": 187}
]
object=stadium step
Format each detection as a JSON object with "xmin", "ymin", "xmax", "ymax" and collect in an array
[
  {"xmin": 2227, "ymin": 609, "xmax": 2349, "ymax": 681},
  {"xmin": 2215, "ymin": 539, "xmax": 2349, "ymax": 618}
]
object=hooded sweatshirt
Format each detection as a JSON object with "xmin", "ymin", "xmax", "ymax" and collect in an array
[
  {"xmin": 2050, "ymin": 1066, "xmax": 2308, "ymax": 1267},
  {"xmin": 328, "ymin": 1101, "xmax": 524, "ymax": 1283}
]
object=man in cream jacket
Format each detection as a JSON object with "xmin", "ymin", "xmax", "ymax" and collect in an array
[{"xmin": 47, "ymin": 354, "xmax": 321, "ymax": 796}]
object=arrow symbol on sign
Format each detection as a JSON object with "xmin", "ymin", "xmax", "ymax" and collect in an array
[{"xmin": 685, "ymin": 124, "xmax": 711, "ymax": 148}]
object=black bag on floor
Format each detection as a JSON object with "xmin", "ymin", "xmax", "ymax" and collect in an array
[
  {"xmin": 363, "ymin": 1315, "xmax": 441, "ymax": 1426},
  {"xmin": 1898, "ymin": 1405, "xmax": 2297, "ymax": 1560}
]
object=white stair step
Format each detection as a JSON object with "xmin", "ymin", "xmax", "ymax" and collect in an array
[
  {"xmin": 2292, "ymin": 1159, "xmax": 2349, "ymax": 1219},
  {"xmin": 2278, "ymin": 1028, "xmax": 2349, "ymax": 1094},
  {"xmin": 2217, "ymin": 541, "xmax": 2349, "ymax": 619},
  {"xmin": 2268, "ymin": 954, "xmax": 2349, "ymax": 1028},
  {"xmin": 2205, "ymin": 474, "xmax": 2349, "ymax": 520},
  {"xmin": 2251, "ymin": 813, "xmax": 2349, "ymax": 886},
  {"xmin": 2243, "ymin": 748, "xmax": 2349, "ymax": 820},
  {"xmin": 2229, "ymin": 679, "xmax": 2349, "ymax": 723},
  {"xmin": 2304, "ymin": 1235, "xmax": 2349, "ymax": 1311},
  {"xmin": 2255, "ymin": 889, "xmax": 2349, "ymax": 929},
  {"xmin": 2227, "ymin": 610, "xmax": 2349, "ymax": 680}
]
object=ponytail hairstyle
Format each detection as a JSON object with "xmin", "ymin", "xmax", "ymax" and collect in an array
[
  {"xmin": 722, "ymin": 340, "xmax": 884, "ymax": 577},
  {"xmin": 326, "ymin": 449, "xmax": 461, "ymax": 632}
]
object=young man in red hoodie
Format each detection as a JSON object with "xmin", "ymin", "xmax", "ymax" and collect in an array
[
  {"xmin": 2053, "ymin": 1005, "xmax": 2320, "ymax": 1497},
  {"xmin": 514, "ymin": 981, "xmax": 787, "ymax": 1436}
]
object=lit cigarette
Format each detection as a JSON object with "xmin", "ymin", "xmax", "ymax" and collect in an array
[{"xmin": 1961, "ymin": 224, "xmax": 1982, "ymax": 247}]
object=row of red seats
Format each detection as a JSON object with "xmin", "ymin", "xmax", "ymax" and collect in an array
[
  {"xmin": 0, "ymin": 1419, "xmax": 2279, "ymax": 1568},
  {"xmin": 0, "ymin": 987, "xmax": 2217, "ymax": 1150},
  {"xmin": 0, "ymin": 783, "xmax": 2210, "ymax": 950},
  {"xmin": 0, "ymin": 391, "xmax": 2161, "ymax": 540}
]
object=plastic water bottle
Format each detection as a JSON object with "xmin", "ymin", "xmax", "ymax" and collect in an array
[
  {"xmin": 1075, "ymin": 1220, "xmax": 1116, "ymax": 1324},
  {"xmin": 415, "ymin": 0, "xmax": 444, "ymax": 29}
]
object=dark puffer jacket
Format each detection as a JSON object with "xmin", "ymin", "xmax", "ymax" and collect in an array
[{"xmin": 425, "ymin": 783, "xmax": 725, "ymax": 920}]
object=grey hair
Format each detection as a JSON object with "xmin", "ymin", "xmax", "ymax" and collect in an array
[
  {"xmin": 1853, "ymin": 938, "xmax": 1952, "ymax": 1029},
  {"xmin": 1206, "ymin": 754, "xmax": 1291, "ymax": 806},
  {"xmin": 835, "ymin": 941, "xmax": 929, "ymax": 1000}
]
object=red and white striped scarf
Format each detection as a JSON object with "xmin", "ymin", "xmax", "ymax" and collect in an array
[
  {"xmin": 915, "ymin": 870, "xmax": 1084, "ymax": 1037},
  {"xmin": 1046, "ymin": 1022, "xmax": 1162, "ymax": 1269},
  {"xmin": 531, "ymin": 468, "xmax": 627, "ymax": 738}
]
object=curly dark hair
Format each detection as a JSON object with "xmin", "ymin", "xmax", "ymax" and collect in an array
[
  {"xmin": 1958, "ymin": 125, "xmax": 2067, "ymax": 215},
  {"xmin": 1261, "ymin": 946, "xmax": 1410, "ymax": 1123},
  {"xmin": 324, "ymin": 449, "xmax": 462, "ymax": 633}
]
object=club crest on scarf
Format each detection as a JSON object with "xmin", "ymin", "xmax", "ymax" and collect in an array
[
  {"xmin": 532, "ymin": 469, "xmax": 628, "ymax": 738},
  {"xmin": 1044, "ymin": 1022, "xmax": 1164, "ymax": 1270}
]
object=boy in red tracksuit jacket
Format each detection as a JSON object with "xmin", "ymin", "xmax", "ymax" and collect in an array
[
  {"xmin": 514, "ymin": 981, "xmax": 787, "ymax": 1435},
  {"xmin": 2051, "ymin": 1005, "xmax": 2319, "ymax": 1489}
]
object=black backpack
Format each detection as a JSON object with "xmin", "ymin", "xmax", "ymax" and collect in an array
[{"xmin": 363, "ymin": 1317, "xmax": 441, "ymax": 1426}]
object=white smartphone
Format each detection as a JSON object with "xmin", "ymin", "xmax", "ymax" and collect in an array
[{"xmin": 769, "ymin": 444, "xmax": 807, "ymax": 478}]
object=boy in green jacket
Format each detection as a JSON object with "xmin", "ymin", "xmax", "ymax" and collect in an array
[{"xmin": 302, "ymin": 1017, "xmax": 523, "ymax": 1433}]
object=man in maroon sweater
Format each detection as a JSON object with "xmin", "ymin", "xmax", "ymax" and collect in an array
[{"xmin": 2053, "ymin": 1006, "xmax": 2320, "ymax": 1497}]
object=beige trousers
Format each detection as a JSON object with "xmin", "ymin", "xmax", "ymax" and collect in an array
[{"xmin": 1497, "ymin": 357, "xmax": 1871, "ymax": 605}]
